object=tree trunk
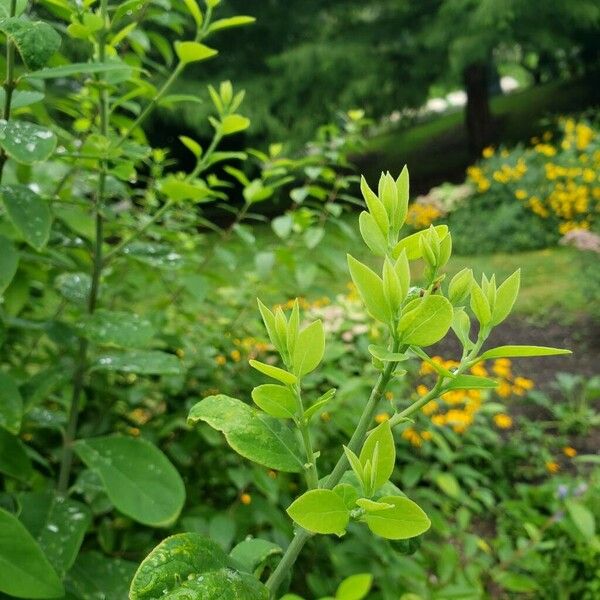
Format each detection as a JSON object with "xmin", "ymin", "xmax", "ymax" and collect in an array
[{"xmin": 463, "ymin": 62, "xmax": 492, "ymax": 157}]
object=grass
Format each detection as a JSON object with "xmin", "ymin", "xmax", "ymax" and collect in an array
[{"xmin": 359, "ymin": 74, "xmax": 600, "ymax": 191}]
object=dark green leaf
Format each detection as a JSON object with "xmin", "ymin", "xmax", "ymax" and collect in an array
[
  {"xmin": 0, "ymin": 17, "xmax": 61, "ymax": 70},
  {"xmin": 92, "ymin": 350, "xmax": 183, "ymax": 375},
  {"xmin": 0, "ymin": 120, "xmax": 56, "ymax": 164},
  {"xmin": 0, "ymin": 371, "xmax": 22, "ymax": 433}
]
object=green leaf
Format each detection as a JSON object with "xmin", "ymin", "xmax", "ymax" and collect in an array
[
  {"xmin": 73, "ymin": 435, "xmax": 185, "ymax": 527},
  {"xmin": 359, "ymin": 421, "xmax": 395, "ymax": 494},
  {"xmin": 0, "ymin": 234, "xmax": 18, "ymax": 295},
  {"xmin": 209, "ymin": 15, "xmax": 256, "ymax": 32},
  {"xmin": 565, "ymin": 499, "xmax": 595, "ymax": 539},
  {"xmin": 0, "ymin": 120, "xmax": 56, "ymax": 164},
  {"xmin": 368, "ymin": 344, "xmax": 410, "ymax": 362},
  {"xmin": 251, "ymin": 384, "xmax": 297, "ymax": 419},
  {"xmin": 0, "ymin": 427, "xmax": 32, "ymax": 480},
  {"xmin": 81, "ymin": 309, "xmax": 154, "ymax": 348},
  {"xmin": 221, "ymin": 114, "xmax": 251, "ymax": 135},
  {"xmin": 492, "ymin": 571, "xmax": 539, "ymax": 593},
  {"xmin": 287, "ymin": 489, "xmax": 350, "ymax": 535},
  {"xmin": 0, "ymin": 89, "xmax": 44, "ymax": 109},
  {"xmin": 491, "ymin": 269, "xmax": 520, "ymax": 325},
  {"xmin": 333, "ymin": 483, "xmax": 359, "ymax": 509},
  {"xmin": 25, "ymin": 61, "xmax": 132, "ymax": 79},
  {"xmin": 0, "ymin": 507, "xmax": 64, "ymax": 598},
  {"xmin": 229, "ymin": 538, "xmax": 282, "ymax": 574},
  {"xmin": 92, "ymin": 350, "xmax": 183, "ymax": 375},
  {"xmin": 0, "ymin": 17, "xmax": 61, "ymax": 70},
  {"xmin": 479, "ymin": 345, "xmax": 572, "ymax": 360},
  {"xmin": 130, "ymin": 533, "xmax": 269, "ymax": 600},
  {"xmin": 0, "ymin": 371, "xmax": 22, "ymax": 433},
  {"xmin": 182, "ymin": 0, "xmax": 203, "ymax": 27},
  {"xmin": 18, "ymin": 491, "xmax": 91, "ymax": 576},
  {"xmin": 359, "ymin": 211, "xmax": 387, "ymax": 256},
  {"xmin": 249, "ymin": 359, "xmax": 297, "ymax": 385},
  {"xmin": 292, "ymin": 319, "xmax": 325, "ymax": 376},
  {"xmin": 67, "ymin": 552, "xmax": 137, "ymax": 600},
  {"xmin": 434, "ymin": 472, "xmax": 461, "ymax": 499},
  {"xmin": 394, "ymin": 166, "xmax": 409, "ymax": 230},
  {"xmin": 470, "ymin": 282, "xmax": 491, "ymax": 325},
  {"xmin": 355, "ymin": 498, "xmax": 394, "ymax": 511},
  {"xmin": 0, "ymin": 0, "xmax": 27, "ymax": 17},
  {"xmin": 347, "ymin": 254, "xmax": 391, "ymax": 323},
  {"xmin": 54, "ymin": 272, "xmax": 90, "ymax": 304},
  {"xmin": 398, "ymin": 295, "xmax": 453, "ymax": 347},
  {"xmin": 392, "ymin": 225, "xmax": 448, "ymax": 260},
  {"xmin": 188, "ymin": 395, "xmax": 303, "ymax": 472},
  {"xmin": 363, "ymin": 495, "xmax": 430, "ymax": 539},
  {"xmin": 158, "ymin": 176, "xmax": 211, "ymax": 203},
  {"xmin": 175, "ymin": 40, "xmax": 217, "ymax": 64},
  {"xmin": 0, "ymin": 184, "xmax": 51, "ymax": 250},
  {"xmin": 336, "ymin": 574, "xmax": 373, "ymax": 600},
  {"xmin": 445, "ymin": 375, "xmax": 499, "ymax": 390}
]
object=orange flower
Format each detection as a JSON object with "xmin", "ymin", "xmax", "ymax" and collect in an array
[
  {"xmin": 240, "ymin": 493, "xmax": 252, "ymax": 505},
  {"xmin": 375, "ymin": 412, "xmax": 390, "ymax": 424},
  {"xmin": 416, "ymin": 384, "xmax": 429, "ymax": 397},
  {"xmin": 563, "ymin": 446, "xmax": 577, "ymax": 458},
  {"xmin": 545, "ymin": 461, "xmax": 560, "ymax": 474}
]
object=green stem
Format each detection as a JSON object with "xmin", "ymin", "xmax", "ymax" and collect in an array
[
  {"xmin": 0, "ymin": 0, "xmax": 18, "ymax": 181},
  {"xmin": 295, "ymin": 386, "xmax": 319, "ymax": 490},
  {"xmin": 266, "ymin": 339, "xmax": 403, "ymax": 596},
  {"xmin": 57, "ymin": 3, "xmax": 110, "ymax": 493}
]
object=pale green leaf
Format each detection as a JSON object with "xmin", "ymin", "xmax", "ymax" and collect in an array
[
  {"xmin": 251, "ymin": 384, "xmax": 297, "ymax": 419},
  {"xmin": 445, "ymin": 375, "xmax": 498, "ymax": 390},
  {"xmin": 0, "ymin": 120, "xmax": 56, "ymax": 164},
  {"xmin": 249, "ymin": 359, "xmax": 297, "ymax": 385},
  {"xmin": 92, "ymin": 350, "xmax": 183, "ymax": 375},
  {"xmin": 491, "ymin": 269, "xmax": 520, "ymax": 325},
  {"xmin": 292, "ymin": 319, "xmax": 325, "ymax": 376},
  {"xmin": 392, "ymin": 225, "xmax": 448, "ymax": 260},
  {"xmin": 479, "ymin": 345, "xmax": 571, "ymax": 360},
  {"xmin": 565, "ymin": 499, "xmax": 595, "ymax": 539},
  {"xmin": 175, "ymin": 41, "xmax": 217, "ymax": 64},
  {"xmin": 287, "ymin": 489, "xmax": 350, "ymax": 535},
  {"xmin": 363, "ymin": 495, "xmax": 430, "ymax": 539},
  {"xmin": 398, "ymin": 295, "xmax": 453, "ymax": 347},
  {"xmin": 336, "ymin": 574, "xmax": 373, "ymax": 600},
  {"xmin": 209, "ymin": 15, "xmax": 256, "ymax": 32},
  {"xmin": 188, "ymin": 395, "xmax": 303, "ymax": 472},
  {"xmin": 73, "ymin": 435, "xmax": 185, "ymax": 527},
  {"xmin": 221, "ymin": 113, "xmax": 251, "ymax": 135},
  {"xmin": 359, "ymin": 421, "xmax": 395, "ymax": 493},
  {"xmin": 359, "ymin": 211, "xmax": 387, "ymax": 256},
  {"xmin": 347, "ymin": 254, "xmax": 391, "ymax": 323}
]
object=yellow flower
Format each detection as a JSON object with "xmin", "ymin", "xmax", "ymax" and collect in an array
[
  {"xmin": 563, "ymin": 446, "xmax": 577, "ymax": 458},
  {"xmin": 470, "ymin": 362, "xmax": 488, "ymax": 377},
  {"xmin": 230, "ymin": 349, "xmax": 241, "ymax": 362},
  {"xmin": 514, "ymin": 376, "xmax": 534, "ymax": 390},
  {"xmin": 375, "ymin": 412, "xmax": 390, "ymax": 424},
  {"xmin": 545, "ymin": 461, "xmax": 560, "ymax": 474},
  {"xmin": 493, "ymin": 413, "xmax": 513, "ymax": 429},
  {"xmin": 416, "ymin": 384, "xmax": 429, "ymax": 397},
  {"xmin": 422, "ymin": 400, "xmax": 438, "ymax": 416},
  {"xmin": 482, "ymin": 146, "xmax": 494, "ymax": 158},
  {"xmin": 421, "ymin": 431, "xmax": 433, "ymax": 441},
  {"xmin": 515, "ymin": 189, "xmax": 528, "ymax": 200},
  {"xmin": 240, "ymin": 493, "xmax": 252, "ymax": 505},
  {"xmin": 215, "ymin": 355, "xmax": 226, "ymax": 366},
  {"xmin": 496, "ymin": 381, "xmax": 512, "ymax": 398},
  {"xmin": 402, "ymin": 427, "xmax": 423, "ymax": 447}
]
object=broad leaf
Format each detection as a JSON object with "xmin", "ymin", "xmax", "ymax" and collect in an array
[
  {"xmin": 221, "ymin": 114, "xmax": 251, "ymax": 135},
  {"xmin": 73, "ymin": 436, "xmax": 185, "ymax": 527},
  {"xmin": 479, "ymin": 345, "xmax": 571, "ymax": 360},
  {"xmin": 287, "ymin": 489, "xmax": 350, "ymax": 535},
  {"xmin": 0, "ymin": 427, "xmax": 32, "ymax": 480},
  {"xmin": 565, "ymin": 499, "xmax": 595, "ymax": 539},
  {"xmin": 0, "ymin": 507, "xmax": 63, "ymax": 598},
  {"xmin": 0, "ymin": 371, "xmax": 22, "ymax": 433},
  {"xmin": 229, "ymin": 538, "xmax": 282, "ymax": 574},
  {"xmin": 54, "ymin": 272, "xmax": 91, "ymax": 304},
  {"xmin": 398, "ymin": 295, "xmax": 453, "ymax": 347},
  {"xmin": 0, "ymin": 89, "xmax": 44, "ymax": 109},
  {"xmin": 92, "ymin": 350, "xmax": 183, "ymax": 375},
  {"xmin": 66, "ymin": 552, "xmax": 137, "ymax": 599},
  {"xmin": 81, "ymin": 309, "xmax": 154, "ymax": 348},
  {"xmin": 363, "ymin": 495, "xmax": 430, "ymax": 539},
  {"xmin": 129, "ymin": 533, "xmax": 268, "ymax": 600},
  {"xmin": 336, "ymin": 573, "xmax": 373, "ymax": 600},
  {"xmin": 188, "ymin": 395, "xmax": 303, "ymax": 472},
  {"xmin": 0, "ymin": 184, "xmax": 52, "ymax": 250},
  {"xmin": 392, "ymin": 225, "xmax": 448, "ymax": 260},
  {"xmin": 0, "ymin": 119, "xmax": 56, "ymax": 164},
  {"xmin": 491, "ymin": 269, "xmax": 520, "ymax": 325},
  {"xmin": 0, "ymin": 17, "xmax": 61, "ymax": 70},
  {"xmin": 251, "ymin": 384, "xmax": 297, "ymax": 419},
  {"xmin": 249, "ymin": 359, "xmax": 297, "ymax": 385},
  {"xmin": 292, "ymin": 319, "xmax": 325, "ymax": 376},
  {"xmin": 0, "ymin": 234, "xmax": 19, "ymax": 294},
  {"xmin": 18, "ymin": 491, "xmax": 91, "ymax": 576}
]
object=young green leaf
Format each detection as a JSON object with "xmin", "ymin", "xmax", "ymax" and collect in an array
[
  {"xmin": 398, "ymin": 295, "xmax": 453, "ymax": 347},
  {"xmin": 251, "ymin": 384, "xmax": 297, "ymax": 419},
  {"xmin": 347, "ymin": 254, "xmax": 391, "ymax": 323},
  {"xmin": 391, "ymin": 225, "xmax": 448, "ymax": 260},
  {"xmin": 382, "ymin": 257, "xmax": 403, "ymax": 312},
  {"xmin": 174, "ymin": 41, "xmax": 218, "ymax": 64},
  {"xmin": 333, "ymin": 483, "xmax": 359, "ymax": 509},
  {"xmin": 362, "ymin": 495, "xmax": 430, "ymax": 540},
  {"xmin": 336, "ymin": 573, "xmax": 373, "ymax": 600},
  {"xmin": 470, "ymin": 281, "xmax": 491, "ymax": 326},
  {"xmin": 448, "ymin": 268, "xmax": 473, "ymax": 305},
  {"xmin": 359, "ymin": 211, "xmax": 388, "ymax": 256},
  {"xmin": 359, "ymin": 421, "xmax": 396, "ymax": 494},
  {"xmin": 343, "ymin": 445, "xmax": 365, "ymax": 487},
  {"xmin": 209, "ymin": 16, "xmax": 256, "ymax": 33},
  {"xmin": 188, "ymin": 395, "xmax": 303, "ymax": 472},
  {"xmin": 360, "ymin": 175, "xmax": 389, "ymax": 235},
  {"xmin": 478, "ymin": 345, "xmax": 572, "ymax": 360},
  {"xmin": 249, "ymin": 359, "xmax": 297, "ymax": 385},
  {"xmin": 221, "ymin": 114, "xmax": 251, "ymax": 135},
  {"xmin": 287, "ymin": 489, "xmax": 350, "ymax": 535},
  {"xmin": 182, "ymin": 0, "xmax": 203, "ymax": 27},
  {"xmin": 292, "ymin": 320, "xmax": 325, "ymax": 376},
  {"xmin": 355, "ymin": 498, "xmax": 394, "ymax": 511},
  {"xmin": 491, "ymin": 269, "xmax": 520, "ymax": 325},
  {"xmin": 394, "ymin": 166, "xmax": 409, "ymax": 231},
  {"xmin": 444, "ymin": 375, "xmax": 499, "ymax": 390}
]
